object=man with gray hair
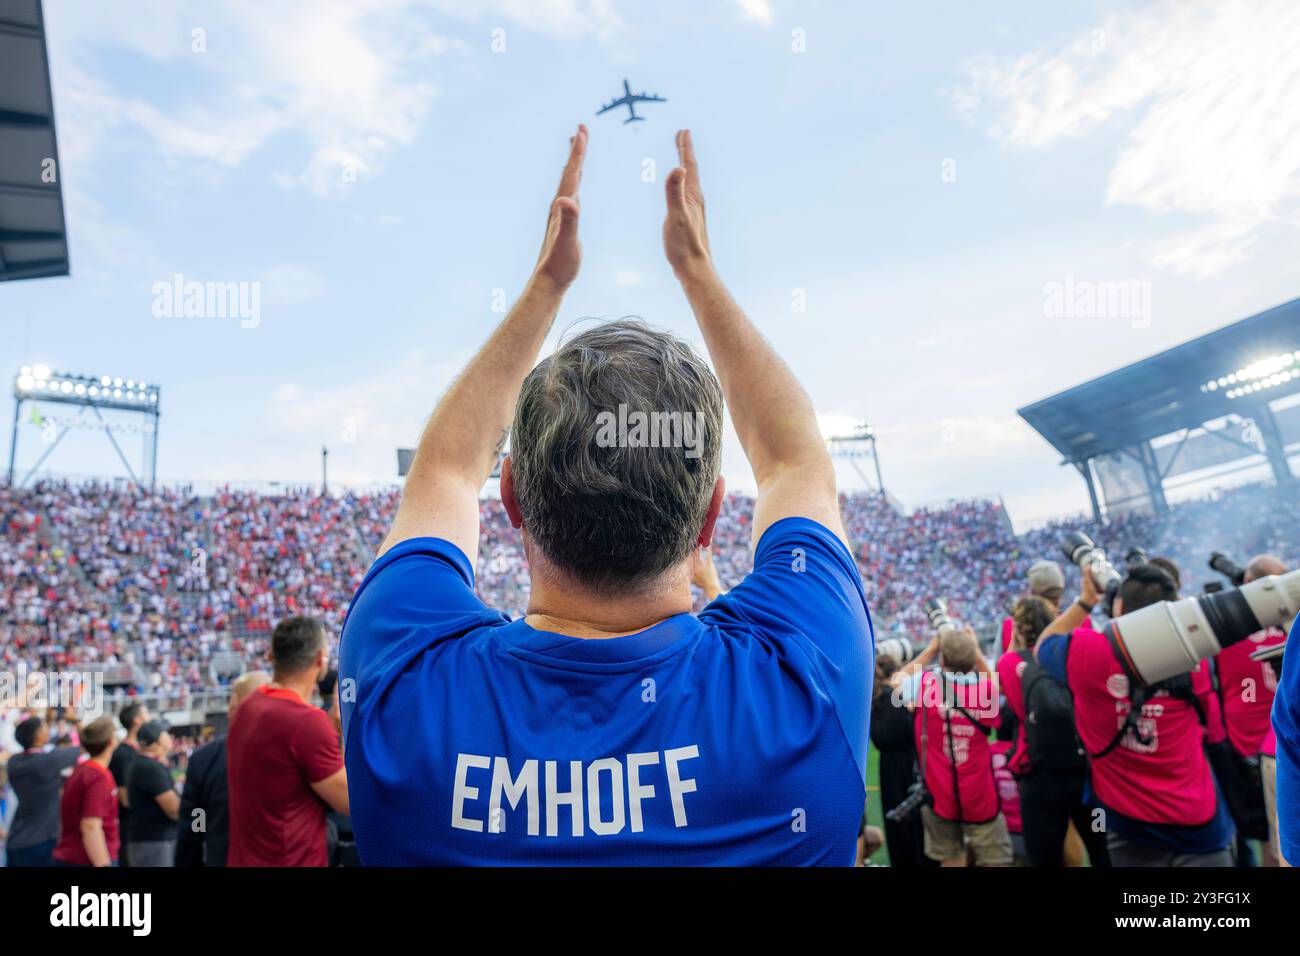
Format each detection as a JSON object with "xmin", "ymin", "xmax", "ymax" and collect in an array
[{"xmin": 340, "ymin": 126, "xmax": 873, "ymax": 865}]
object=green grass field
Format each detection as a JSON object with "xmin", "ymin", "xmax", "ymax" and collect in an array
[{"xmin": 864, "ymin": 742, "xmax": 889, "ymax": 865}]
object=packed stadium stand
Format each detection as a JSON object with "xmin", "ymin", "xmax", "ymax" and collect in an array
[{"xmin": 4, "ymin": 478, "xmax": 1298, "ymax": 710}]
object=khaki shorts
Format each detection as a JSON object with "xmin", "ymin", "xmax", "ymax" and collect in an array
[
  {"xmin": 1262, "ymin": 755, "xmax": 1279, "ymax": 853},
  {"xmin": 922, "ymin": 807, "xmax": 1013, "ymax": 866}
]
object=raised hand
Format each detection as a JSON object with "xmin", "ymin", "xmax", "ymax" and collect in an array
[
  {"xmin": 535, "ymin": 124, "xmax": 587, "ymax": 290},
  {"xmin": 663, "ymin": 129, "xmax": 713, "ymax": 281}
]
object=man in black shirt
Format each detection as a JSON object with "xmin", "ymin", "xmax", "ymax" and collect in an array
[
  {"xmin": 108, "ymin": 702, "xmax": 149, "ymax": 867},
  {"xmin": 124, "ymin": 719, "xmax": 179, "ymax": 867},
  {"xmin": 5, "ymin": 717, "xmax": 80, "ymax": 866}
]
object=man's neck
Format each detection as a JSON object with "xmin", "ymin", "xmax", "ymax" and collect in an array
[
  {"xmin": 268, "ymin": 674, "xmax": 317, "ymax": 703},
  {"xmin": 525, "ymin": 562, "xmax": 692, "ymax": 639}
]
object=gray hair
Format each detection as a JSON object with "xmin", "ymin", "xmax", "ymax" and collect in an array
[{"xmin": 510, "ymin": 319, "xmax": 724, "ymax": 592}]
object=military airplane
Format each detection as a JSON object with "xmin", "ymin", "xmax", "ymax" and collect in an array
[{"xmin": 596, "ymin": 78, "xmax": 667, "ymax": 124}]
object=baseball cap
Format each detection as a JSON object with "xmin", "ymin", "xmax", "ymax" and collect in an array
[
  {"xmin": 1028, "ymin": 559, "xmax": 1065, "ymax": 595},
  {"xmin": 137, "ymin": 719, "xmax": 170, "ymax": 746}
]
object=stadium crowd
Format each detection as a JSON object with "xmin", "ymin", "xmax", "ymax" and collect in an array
[
  {"xmin": 2, "ymin": 478, "xmax": 1298, "ymax": 696},
  {"xmin": 1, "ymin": 477, "xmax": 1297, "ymax": 866}
]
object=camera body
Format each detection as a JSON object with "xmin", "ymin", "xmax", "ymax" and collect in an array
[{"xmin": 1061, "ymin": 531, "xmax": 1121, "ymax": 593}]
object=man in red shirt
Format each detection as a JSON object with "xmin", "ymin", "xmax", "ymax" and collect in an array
[
  {"xmin": 52, "ymin": 716, "xmax": 120, "ymax": 867},
  {"xmin": 227, "ymin": 616, "xmax": 349, "ymax": 866}
]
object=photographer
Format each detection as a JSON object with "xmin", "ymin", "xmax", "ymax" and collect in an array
[
  {"xmin": 1035, "ymin": 564, "xmax": 1232, "ymax": 866},
  {"xmin": 1210, "ymin": 554, "xmax": 1288, "ymax": 866},
  {"xmin": 999, "ymin": 560, "xmax": 1065, "ymax": 653},
  {"xmin": 871, "ymin": 655, "xmax": 930, "ymax": 867},
  {"xmin": 893, "ymin": 627, "xmax": 1012, "ymax": 866},
  {"xmin": 1000, "ymin": 595, "xmax": 1109, "ymax": 867}
]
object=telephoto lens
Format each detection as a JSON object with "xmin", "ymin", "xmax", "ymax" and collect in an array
[
  {"xmin": 924, "ymin": 597, "xmax": 956, "ymax": 634},
  {"xmin": 1060, "ymin": 531, "xmax": 1122, "ymax": 592},
  {"xmin": 874, "ymin": 636, "xmax": 917, "ymax": 665},
  {"xmin": 1104, "ymin": 568, "xmax": 1300, "ymax": 685},
  {"xmin": 1208, "ymin": 551, "xmax": 1247, "ymax": 586}
]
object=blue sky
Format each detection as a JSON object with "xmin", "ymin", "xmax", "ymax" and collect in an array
[{"xmin": 5, "ymin": 0, "xmax": 1299, "ymax": 526}]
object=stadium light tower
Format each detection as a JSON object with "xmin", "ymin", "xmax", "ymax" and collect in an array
[
  {"xmin": 8, "ymin": 366, "xmax": 161, "ymax": 489},
  {"xmin": 826, "ymin": 419, "xmax": 885, "ymax": 493}
]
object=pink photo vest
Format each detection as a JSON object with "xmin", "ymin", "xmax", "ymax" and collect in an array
[
  {"xmin": 913, "ymin": 670, "xmax": 1002, "ymax": 822},
  {"xmin": 1066, "ymin": 626, "xmax": 1217, "ymax": 826}
]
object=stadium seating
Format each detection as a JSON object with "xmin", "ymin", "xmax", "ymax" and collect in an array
[{"xmin": 3, "ymin": 479, "xmax": 1297, "ymax": 698}]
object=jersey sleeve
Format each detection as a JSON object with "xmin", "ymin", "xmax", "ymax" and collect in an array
[
  {"xmin": 698, "ymin": 516, "xmax": 874, "ymax": 779},
  {"xmin": 339, "ymin": 536, "xmax": 510, "ymax": 733},
  {"xmin": 1273, "ymin": 612, "xmax": 1300, "ymax": 864}
]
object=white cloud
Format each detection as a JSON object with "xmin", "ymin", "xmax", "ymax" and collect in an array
[
  {"xmin": 426, "ymin": 0, "xmax": 624, "ymax": 40},
  {"xmin": 46, "ymin": 0, "xmax": 445, "ymax": 198},
  {"xmin": 258, "ymin": 266, "xmax": 328, "ymax": 308},
  {"xmin": 263, "ymin": 346, "xmax": 472, "ymax": 484},
  {"xmin": 615, "ymin": 268, "xmax": 642, "ymax": 286},
  {"xmin": 954, "ymin": 0, "xmax": 1300, "ymax": 277},
  {"xmin": 734, "ymin": 0, "xmax": 774, "ymax": 27}
]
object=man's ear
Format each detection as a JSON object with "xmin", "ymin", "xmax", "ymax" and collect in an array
[
  {"xmin": 501, "ymin": 455, "xmax": 524, "ymax": 529},
  {"xmin": 697, "ymin": 475, "xmax": 726, "ymax": 547}
]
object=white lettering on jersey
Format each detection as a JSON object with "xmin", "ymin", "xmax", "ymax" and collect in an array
[{"xmin": 452, "ymin": 747, "xmax": 700, "ymax": 837}]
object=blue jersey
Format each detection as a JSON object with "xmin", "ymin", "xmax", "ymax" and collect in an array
[{"xmin": 339, "ymin": 517, "xmax": 873, "ymax": 865}]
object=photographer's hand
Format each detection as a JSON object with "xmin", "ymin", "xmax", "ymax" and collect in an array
[
  {"xmin": 379, "ymin": 125, "xmax": 587, "ymax": 564},
  {"xmin": 1080, "ymin": 565, "xmax": 1103, "ymax": 608}
]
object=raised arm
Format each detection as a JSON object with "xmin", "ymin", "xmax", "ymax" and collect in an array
[
  {"xmin": 662, "ymin": 130, "xmax": 846, "ymax": 550},
  {"xmin": 378, "ymin": 125, "xmax": 589, "ymax": 564}
]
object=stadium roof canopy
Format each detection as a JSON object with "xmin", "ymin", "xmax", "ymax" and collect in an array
[
  {"xmin": 1018, "ymin": 297, "xmax": 1300, "ymax": 464},
  {"xmin": 0, "ymin": 0, "xmax": 69, "ymax": 282}
]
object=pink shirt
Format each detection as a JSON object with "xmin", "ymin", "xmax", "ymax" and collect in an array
[
  {"xmin": 996, "ymin": 649, "xmax": 1030, "ymax": 774},
  {"xmin": 1065, "ymin": 625, "xmax": 1217, "ymax": 826},
  {"xmin": 913, "ymin": 670, "xmax": 1002, "ymax": 822},
  {"xmin": 990, "ymin": 740, "xmax": 1022, "ymax": 833},
  {"xmin": 1214, "ymin": 627, "xmax": 1286, "ymax": 757}
]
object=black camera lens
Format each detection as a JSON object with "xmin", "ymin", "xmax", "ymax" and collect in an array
[
  {"xmin": 1194, "ymin": 587, "xmax": 1260, "ymax": 647},
  {"xmin": 1208, "ymin": 552, "xmax": 1246, "ymax": 586}
]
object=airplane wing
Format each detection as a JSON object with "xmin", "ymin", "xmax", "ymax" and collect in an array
[
  {"xmin": 596, "ymin": 96, "xmax": 629, "ymax": 115},
  {"xmin": 629, "ymin": 91, "xmax": 666, "ymax": 103}
]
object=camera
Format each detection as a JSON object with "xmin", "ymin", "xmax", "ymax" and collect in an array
[
  {"xmin": 1060, "ymin": 531, "xmax": 1122, "ymax": 592},
  {"xmin": 924, "ymin": 597, "xmax": 956, "ymax": 634},
  {"xmin": 884, "ymin": 780, "xmax": 930, "ymax": 824},
  {"xmin": 875, "ymin": 636, "xmax": 917, "ymax": 666},
  {"xmin": 1103, "ymin": 568, "xmax": 1300, "ymax": 686},
  {"xmin": 1209, "ymin": 551, "xmax": 1247, "ymax": 587}
]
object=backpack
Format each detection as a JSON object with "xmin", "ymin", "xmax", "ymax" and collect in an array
[{"xmin": 1019, "ymin": 650, "xmax": 1086, "ymax": 772}]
